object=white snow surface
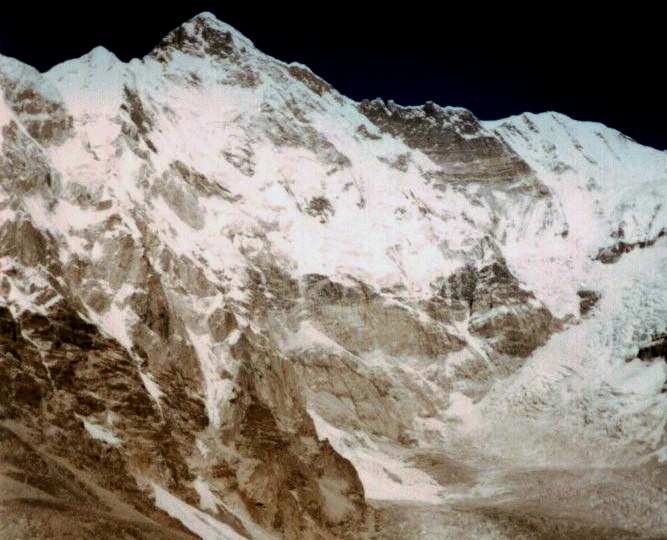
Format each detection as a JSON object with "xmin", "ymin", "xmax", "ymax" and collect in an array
[
  {"xmin": 152, "ymin": 483, "xmax": 247, "ymax": 540},
  {"xmin": 487, "ymin": 112, "xmax": 667, "ymax": 316},
  {"xmin": 452, "ymin": 240, "xmax": 667, "ymax": 467},
  {"xmin": 82, "ymin": 418, "xmax": 121, "ymax": 447},
  {"xmin": 194, "ymin": 476, "xmax": 222, "ymax": 512},
  {"xmin": 310, "ymin": 409, "xmax": 443, "ymax": 503}
]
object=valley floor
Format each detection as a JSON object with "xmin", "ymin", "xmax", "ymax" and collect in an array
[{"xmin": 368, "ymin": 452, "xmax": 667, "ymax": 539}]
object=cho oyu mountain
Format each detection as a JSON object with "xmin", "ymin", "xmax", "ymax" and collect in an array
[{"xmin": 0, "ymin": 11, "xmax": 665, "ymax": 540}]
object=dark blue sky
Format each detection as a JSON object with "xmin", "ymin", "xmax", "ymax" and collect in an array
[{"xmin": 1, "ymin": 6, "xmax": 664, "ymax": 150}]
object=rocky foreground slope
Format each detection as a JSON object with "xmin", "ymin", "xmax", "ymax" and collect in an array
[{"xmin": 0, "ymin": 12, "xmax": 665, "ymax": 539}]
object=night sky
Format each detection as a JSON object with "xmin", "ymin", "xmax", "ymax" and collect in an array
[{"xmin": 0, "ymin": 6, "xmax": 664, "ymax": 150}]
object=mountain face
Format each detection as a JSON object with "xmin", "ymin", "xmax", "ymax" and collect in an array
[{"xmin": 0, "ymin": 12, "xmax": 665, "ymax": 539}]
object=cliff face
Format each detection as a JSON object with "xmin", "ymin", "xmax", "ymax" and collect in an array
[{"xmin": 0, "ymin": 12, "xmax": 665, "ymax": 539}]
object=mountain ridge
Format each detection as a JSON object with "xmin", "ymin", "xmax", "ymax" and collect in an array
[
  {"xmin": 9, "ymin": 11, "xmax": 663, "ymax": 152},
  {"xmin": 0, "ymin": 11, "xmax": 665, "ymax": 539}
]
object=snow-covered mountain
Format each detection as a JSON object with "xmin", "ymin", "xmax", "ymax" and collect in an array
[{"xmin": 0, "ymin": 12, "xmax": 665, "ymax": 539}]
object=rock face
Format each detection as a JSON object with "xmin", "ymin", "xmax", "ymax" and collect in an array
[
  {"xmin": 358, "ymin": 99, "xmax": 533, "ymax": 183},
  {"xmin": 0, "ymin": 11, "xmax": 666, "ymax": 539}
]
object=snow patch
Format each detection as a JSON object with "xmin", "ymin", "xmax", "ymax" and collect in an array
[
  {"xmin": 186, "ymin": 328, "xmax": 237, "ymax": 429},
  {"xmin": 196, "ymin": 439, "xmax": 210, "ymax": 458},
  {"xmin": 82, "ymin": 418, "xmax": 121, "ymax": 447},
  {"xmin": 444, "ymin": 392, "xmax": 482, "ymax": 433},
  {"xmin": 152, "ymin": 483, "xmax": 246, "ymax": 540},
  {"xmin": 282, "ymin": 320, "xmax": 347, "ymax": 354},
  {"xmin": 139, "ymin": 371, "xmax": 164, "ymax": 404},
  {"xmin": 194, "ymin": 476, "xmax": 222, "ymax": 512},
  {"xmin": 309, "ymin": 410, "xmax": 443, "ymax": 503}
]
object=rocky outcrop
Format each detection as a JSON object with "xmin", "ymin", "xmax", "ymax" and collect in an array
[
  {"xmin": 120, "ymin": 86, "xmax": 157, "ymax": 154},
  {"xmin": 0, "ymin": 223, "xmax": 367, "ymax": 538},
  {"xmin": 0, "ymin": 301, "xmax": 208, "ymax": 536},
  {"xmin": 595, "ymin": 229, "xmax": 666, "ymax": 263},
  {"xmin": 429, "ymin": 256, "xmax": 557, "ymax": 357},
  {"xmin": 150, "ymin": 13, "xmax": 237, "ymax": 63},
  {"xmin": 288, "ymin": 64, "xmax": 333, "ymax": 96},
  {"xmin": 149, "ymin": 13, "xmax": 259, "ymax": 89},
  {"xmin": 216, "ymin": 329, "xmax": 367, "ymax": 538},
  {"xmin": 0, "ymin": 72, "xmax": 73, "ymax": 146},
  {"xmin": 637, "ymin": 332, "xmax": 667, "ymax": 361},
  {"xmin": 358, "ymin": 99, "xmax": 533, "ymax": 183},
  {"xmin": 301, "ymin": 274, "xmax": 465, "ymax": 358},
  {"xmin": 576, "ymin": 289, "xmax": 600, "ymax": 317},
  {"xmin": 1, "ymin": 119, "xmax": 59, "ymax": 196}
]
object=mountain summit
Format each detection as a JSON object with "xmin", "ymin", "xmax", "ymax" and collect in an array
[{"xmin": 0, "ymin": 12, "xmax": 665, "ymax": 539}]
